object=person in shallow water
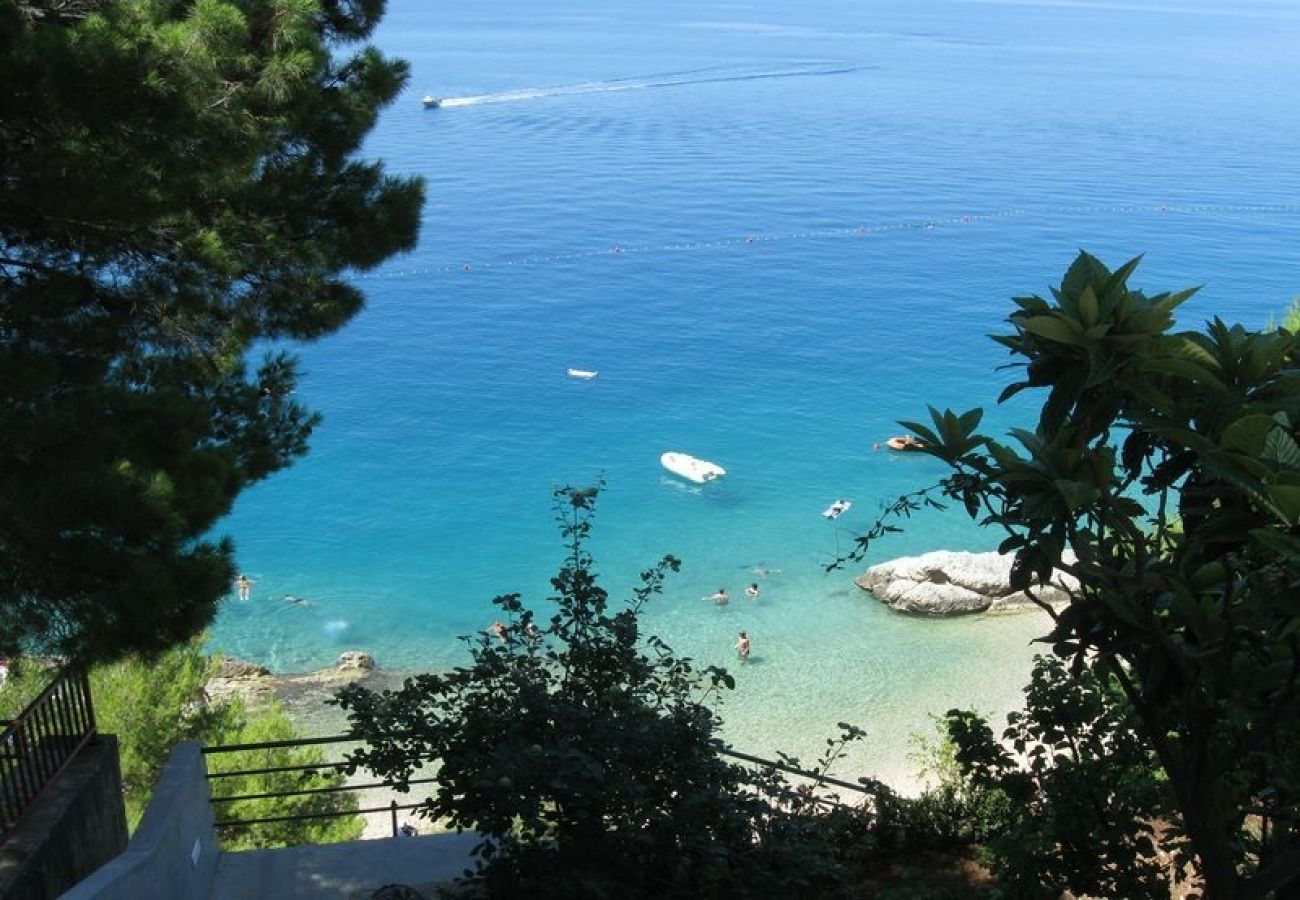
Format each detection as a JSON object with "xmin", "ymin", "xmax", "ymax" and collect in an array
[
  {"xmin": 490, "ymin": 620, "xmax": 508, "ymax": 642},
  {"xmin": 709, "ymin": 587, "xmax": 729, "ymax": 604},
  {"xmin": 745, "ymin": 583, "xmax": 760, "ymax": 598},
  {"xmin": 235, "ymin": 574, "xmax": 253, "ymax": 600},
  {"xmin": 736, "ymin": 631, "xmax": 751, "ymax": 662}
]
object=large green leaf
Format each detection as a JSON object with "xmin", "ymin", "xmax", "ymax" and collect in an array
[
  {"xmin": 1079, "ymin": 285, "xmax": 1100, "ymax": 327},
  {"xmin": 1022, "ymin": 315, "xmax": 1083, "ymax": 346},
  {"xmin": 1055, "ymin": 479, "xmax": 1097, "ymax": 510},
  {"xmin": 1142, "ymin": 356, "xmax": 1225, "ymax": 391},
  {"xmin": 1262, "ymin": 428, "xmax": 1300, "ymax": 469},
  {"xmin": 1221, "ymin": 414, "xmax": 1275, "ymax": 455},
  {"xmin": 1265, "ymin": 484, "xmax": 1300, "ymax": 522}
]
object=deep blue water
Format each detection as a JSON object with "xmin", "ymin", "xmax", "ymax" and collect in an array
[{"xmin": 211, "ymin": 0, "xmax": 1300, "ymax": 782}]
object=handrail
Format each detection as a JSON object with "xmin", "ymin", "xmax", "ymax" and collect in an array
[
  {"xmin": 718, "ymin": 747, "xmax": 879, "ymax": 796},
  {"xmin": 0, "ymin": 667, "xmax": 97, "ymax": 838},
  {"xmin": 201, "ymin": 732, "xmax": 878, "ymax": 840}
]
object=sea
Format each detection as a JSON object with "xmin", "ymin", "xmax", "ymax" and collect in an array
[{"xmin": 210, "ymin": 0, "xmax": 1300, "ymax": 789}]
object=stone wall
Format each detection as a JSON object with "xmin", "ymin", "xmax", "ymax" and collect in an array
[
  {"xmin": 0, "ymin": 735, "xmax": 128, "ymax": 900},
  {"xmin": 60, "ymin": 742, "xmax": 218, "ymax": 900}
]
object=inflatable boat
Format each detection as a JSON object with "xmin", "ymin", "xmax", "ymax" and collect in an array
[{"xmin": 661, "ymin": 452, "xmax": 726, "ymax": 484}]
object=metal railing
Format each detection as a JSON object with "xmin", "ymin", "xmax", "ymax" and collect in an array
[
  {"xmin": 202, "ymin": 733, "xmax": 878, "ymax": 841},
  {"xmin": 203, "ymin": 734, "xmax": 433, "ymax": 839},
  {"xmin": 0, "ymin": 667, "xmax": 97, "ymax": 838}
]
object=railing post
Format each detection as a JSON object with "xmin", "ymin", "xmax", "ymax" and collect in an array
[
  {"xmin": 80, "ymin": 669, "xmax": 97, "ymax": 735},
  {"xmin": 390, "ymin": 800, "xmax": 398, "ymax": 837}
]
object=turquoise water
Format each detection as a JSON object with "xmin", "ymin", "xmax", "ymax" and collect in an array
[{"xmin": 211, "ymin": 0, "xmax": 1300, "ymax": 786}]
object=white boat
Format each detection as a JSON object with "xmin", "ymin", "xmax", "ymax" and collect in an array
[
  {"xmin": 567, "ymin": 368, "xmax": 598, "ymax": 379},
  {"xmin": 421, "ymin": 95, "xmax": 441, "ymax": 108},
  {"xmin": 661, "ymin": 452, "xmax": 725, "ymax": 484}
]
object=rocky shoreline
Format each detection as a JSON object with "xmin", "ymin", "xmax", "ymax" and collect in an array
[
  {"xmin": 856, "ymin": 550, "xmax": 1078, "ymax": 616},
  {"xmin": 204, "ymin": 650, "xmax": 411, "ymax": 739},
  {"xmin": 207, "ymin": 651, "xmax": 436, "ymax": 839}
]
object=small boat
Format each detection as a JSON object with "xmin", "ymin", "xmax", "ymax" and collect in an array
[
  {"xmin": 822, "ymin": 499, "xmax": 852, "ymax": 520},
  {"xmin": 421, "ymin": 95, "xmax": 441, "ymax": 108},
  {"xmin": 886, "ymin": 435, "xmax": 927, "ymax": 452},
  {"xmin": 566, "ymin": 368, "xmax": 598, "ymax": 379},
  {"xmin": 661, "ymin": 452, "xmax": 726, "ymax": 484}
]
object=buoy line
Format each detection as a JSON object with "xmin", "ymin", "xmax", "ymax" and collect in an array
[{"xmin": 353, "ymin": 203, "xmax": 1300, "ymax": 282}]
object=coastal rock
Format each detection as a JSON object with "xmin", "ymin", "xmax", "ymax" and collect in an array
[
  {"xmin": 337, "ymin": 651, "xmax": 375, "ymax": 672},
  {"xmin": 204, "ymin": 651, "xmax": 380, "ymax": 710},
  {"xmin": 216, "ymin": 657, "xmax": 272, "ymax": 679},
  {"xmin": 856, "ymin": 550, "xmax": 1077, "ymax": 616},
  {"xmin": 206, "ymin": 657, "xmax": 276, "ymax": 705}
]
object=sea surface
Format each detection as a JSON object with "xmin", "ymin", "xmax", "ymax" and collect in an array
[{"xmin": 211, "ymin": 0, "xmax": 1300, "ymax": 788}]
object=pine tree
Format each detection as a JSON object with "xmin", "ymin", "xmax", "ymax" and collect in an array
[{"xmin": 0, "ymin": 0, "xmax": 423, "ymax": 661}]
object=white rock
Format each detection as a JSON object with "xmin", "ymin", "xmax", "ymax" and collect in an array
[
  {"xmin": 337, "ymin": 651, "xmax": 376, "ymax": 672},
  {"xmin": 856, "ymin": 550, "xmax": 1077, "ymax": 616}
]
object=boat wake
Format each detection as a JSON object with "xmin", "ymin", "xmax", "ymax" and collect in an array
[{"xmin": 437, "ymin": 61, "xmax": 872, "ymax": 108}]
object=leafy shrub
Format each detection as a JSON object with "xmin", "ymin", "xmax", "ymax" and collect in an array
[
  {"xmin": 944, "ymin": 655, "xmax": 1172, "ymax": 899},
  {"xmin": 207, "ymin": 706, "xmax": 363, "ymax": 850},
  {"xmin": 336, "ymin": 485, "xmax": 877, "ymax": 900}
]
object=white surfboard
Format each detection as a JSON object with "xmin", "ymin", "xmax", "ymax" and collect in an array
[
  {"xmin": 567, "ymin": 368, "xmax": 598, "ymax": 379},
  {"xmin": 822, "ymin": 499, "xmax": 852, "ymax": 519}
]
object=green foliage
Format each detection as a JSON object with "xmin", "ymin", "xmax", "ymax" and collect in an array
[
  {"xmin": 89, "ymin": 641, "xmax": 242, "ymax": 825},
  {"xmin": 1266, "ymin": 296, "xmax": 1300, "ymax": 334},
  {"xmin": 944, "ymin": 656, "xmax": 1170, "ymax": 899},
  {"xmin": 900, "ymin": 717, "xmax": 1014, "ymax": 848},
  {"xmin": 1, "ymin": 643, "xmax": 359, "ymax": 844},
  {"xmin": 206, "ymin": 707, "xmax": 363, "ymax": 850},
  {"xmin": 0, "ymin": 0, "xmax": 424, "ymax": 663},
  {"xmin": 335, "ymin": 485, "xmax": 877, "ymax": 900},
  {"xmin": 847, "ymin": 252, "xmax": 1300, "ymax": 898}
]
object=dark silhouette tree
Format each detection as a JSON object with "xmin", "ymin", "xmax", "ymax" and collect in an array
[
  {"xmin": 0, "ymin": 0, "xmax": 423, "ymax": 661},
  {"xmin": 849, "ymin": 252, "xmax": 1300, "ymax": 898}
]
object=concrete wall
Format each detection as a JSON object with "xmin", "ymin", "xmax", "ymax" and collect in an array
[
  {"xmin": 0, "ymin": 735, "xmax": 129, "ymax": 900},
  {"xmin": 59, "ymin": 742, "xmax": 217, "ymax": 900}
]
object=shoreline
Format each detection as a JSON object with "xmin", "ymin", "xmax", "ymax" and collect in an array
[
  {"xmin": 208, "ymin": 652, "xmax": 446, "ymax": 839},
  {"xmin": 208, "ymin": 556, "xmax": 1059, "ymax": 827}
]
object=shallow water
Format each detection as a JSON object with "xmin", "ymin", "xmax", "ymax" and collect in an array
[{"xmin": 211, "ymin": 0, "xmax": 1300, "ymax": 787}]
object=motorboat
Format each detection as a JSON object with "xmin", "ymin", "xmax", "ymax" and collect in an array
[
  {"xmin": 566, "ymin": 368, "xmax": 598, "ymax": 379},
  {"xmin": 421, "ymin": 95, "xmax": 441, "ymax": 108},
  {"xmin": 885, "ymin": 435, "xmax": 927, "ymax": 452},
  {"xmin": 661, "ymin": 452, "xmax": 725, "ymax": 484}
]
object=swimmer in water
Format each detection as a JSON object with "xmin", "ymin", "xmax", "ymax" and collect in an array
[
  {"xmin": 491, "ymin": 620, "xmax": 508, "ymax": 642},
  {"xmin": 709, "ymin": 587, "xmax": 729, "ymax": 605},
  {"xmin": 745, "ymin": 583, "xmax": 760, "ymax": 598},
  {"xmin": 283, "ymin": 594, "xmax": 312, "ymax": 607},
  {"xmin": 235, "ymin": 574, "xmax": 253, "ymax": 601},
  {"xmin": 736, "ymin": 631, "xmax": 751, "ymax": 662}
]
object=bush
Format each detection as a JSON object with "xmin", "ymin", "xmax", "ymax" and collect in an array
[
  {"xmin": 335, "ymin": 484, "xmax": 877, "ymax": 900},
  {"xmin": 206, "ymin": 707, "xmax": 363, "ymax": 850},
  {"xmin": 943, "ymin": 656, "xmax": 1172, "ymax": 899}
]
